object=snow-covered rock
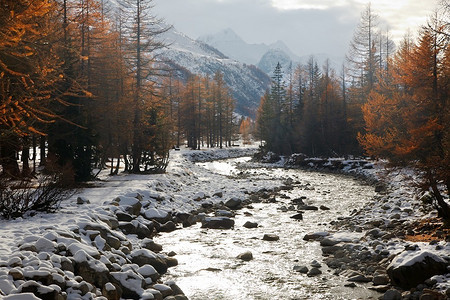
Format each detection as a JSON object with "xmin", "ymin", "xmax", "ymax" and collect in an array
[{"xmin": 387, "ymin": 250, "xmax": 448, "ymax": 289}]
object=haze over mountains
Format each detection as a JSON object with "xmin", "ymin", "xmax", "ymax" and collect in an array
[
  {"xmin": 156, "ymin": 25, "xmax": 346, "ymax": 117},
  {"xmin": 157, "ymin": 26, "xmax": 271, "ymax": 117},
  {"xmin": 198, "ymin": 28, "xmax": 344, "ymax": 73}
]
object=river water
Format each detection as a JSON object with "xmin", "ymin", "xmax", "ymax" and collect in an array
[{"xmin": 158, "ymin": 157, "xmax": 381, "ymax": 299}]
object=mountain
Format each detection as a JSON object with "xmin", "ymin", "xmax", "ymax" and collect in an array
[
  {"xmin": 257, "ymin": 48, "xmax": 293, "ymax": 75},
  {"xmin": 157, "ymin": 27, "xmax": 271, "ymax": 117},
  {"xmin": 198, "ymin": 28, "xmax": 300, "ymax": 66}
]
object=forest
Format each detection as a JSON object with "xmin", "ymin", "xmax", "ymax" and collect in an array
[
  {"xmin": 256, "ymin": 4, "xmax": 450, "ymax": 219},
  {"xmin": 0, "ymin": 0, "xmax": 236, "ymax": 184}
]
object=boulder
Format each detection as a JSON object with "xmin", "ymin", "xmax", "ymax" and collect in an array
[
  {"xmin": 373, "ymin": 275, "xmax": 390, "ymax": 286},
  {"xmin": 73, "ymin": 250, "xmax": 110, "ymax": 287},
  {"xmin": 16, "ymin": 281, "xmax": 63, "ymax": 300},
  {"xmin": 262, "ymin": 234, "xmax": 279, "ymax": 241},
  {"xmin": 307, "ymin": 267, "xmax": 322, "ymax": 277},
  {"xmin": 130, "ymin": 249, "xmax": 168, "ymax": 274},
  {"xmin": 102, "ymin": 282, "xmax": 122, "ymax": 300},
  {"xmin": 290, "ymin": 213, "xmax": 303, "ymax": 220},
  {"xmin": 110, "ymin": 270, "xmax": 144, "ymax": 299},
  {"xmin": 116, "ymin": 212, "xmax": 133, "ymax": 222},
  {"xmin": 293, "ymin": 265, "xmax": 308, "ymax": 273},
  {"xmin": 382, "ymin": 289, "xmax": 402, "ymax": 300},
  {"xmin": 159, "ymin": 221, "xmax": 177, "ymax": 233},
  {"xmin": 201, "ymin": 217, "xmax": 235, "ymax": 229},
  {"xmin": 237, "ymin": 251, "xmax": 253, "ymax": 261},
  {"xmin": 298, "ymin": 205, "xmax": 319, "ymax": 211},
  {"xmin": 243, "ymin": 221, "xmax": 258, "ymax": 228},
  {"xmin": 303, "ymin": 232, "xmax": 329, "ymax": 241},
  {"xmin": 224, "ymin": 197, "xmax": 242, "ymax": 209},
  {"xmin": 387, "ymin": 251, "xmax": 448, "ymax": 289},
  {"xmin": 143, "ymin": 208, "xmax": 170, "ymax": 224},
  {"xmin": 142, "ymin": 239, "xmax": 163, "ymax": 253}
]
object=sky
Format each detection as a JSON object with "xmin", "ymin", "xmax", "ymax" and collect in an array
[{"xmin": 153, "ymin": 0, "xmax": 439, "ymax": 59}]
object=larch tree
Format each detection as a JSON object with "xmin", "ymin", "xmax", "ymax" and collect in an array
[
  {"xmin": 0, "ymin": 0, "xmax": 63, "ymax": 177},
  {"xmin": 359, "ymin": 25, "xmax": 450, "ymax": 220}
]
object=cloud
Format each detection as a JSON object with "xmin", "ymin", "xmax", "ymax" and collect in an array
[{"xmin": 153, "ymin": 0, "xmax": 438, "ymax": 60}]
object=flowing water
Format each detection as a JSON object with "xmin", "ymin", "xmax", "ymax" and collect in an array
[{"xmin": 158, "ymin": 157, "xmax": 381, "ymax": 299}]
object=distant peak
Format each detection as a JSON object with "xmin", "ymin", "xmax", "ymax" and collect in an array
[{"xmin": 199, "ymin": 28, "xmax": 244, "ymax": 43}]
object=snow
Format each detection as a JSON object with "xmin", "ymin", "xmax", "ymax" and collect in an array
[
  {"xmin": 3, "ymin": 293, "xmax": 41, "ymax": 300},
  {"xmin": 144, "ymin": 208, "xmax": 168, "ymax": 220},
  {"xmin": 137, "ymin": 265, "xmax": 158, "ymax": 277},
  {"xmin": 0, "ymin": 144, "xmax": 448, "ymax": 297},
  {"xmin": 388, "ymin": 250, "xmax": 447, "ymax": 268}
]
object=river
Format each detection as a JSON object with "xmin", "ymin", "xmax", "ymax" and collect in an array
[{"xmin": 157, "ymin": 157, "xmax": 381, "ymax": 299}]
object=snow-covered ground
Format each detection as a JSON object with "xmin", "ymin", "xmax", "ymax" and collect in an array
[{"xmin": 0, "ymin": 145, "xmax": 448, "ymax": 299}]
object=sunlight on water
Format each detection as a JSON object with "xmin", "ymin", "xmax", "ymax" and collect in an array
[
  {"xmin": 158, "ymin": 157, "xmax": 380, "ymax": 300},
  {"xmin": 196, "ymin": 157, "xmax": 251, "ymax": 176}
]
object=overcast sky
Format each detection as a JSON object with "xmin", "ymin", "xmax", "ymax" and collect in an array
[{"xmin": 153, "ymin": 0, "xmax": 438, "ymax": 59}]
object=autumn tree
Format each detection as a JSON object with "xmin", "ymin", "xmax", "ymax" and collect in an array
[
  {"xmin": 359, "ymin": 25, "xmax": 450, "ymax": 219},
  {"xmin": 0, "ymin": 0, "xmax": 65, "ymax": 177}
]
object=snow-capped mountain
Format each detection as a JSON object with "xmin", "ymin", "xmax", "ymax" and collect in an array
[
  {"xmin": 157, "ymin": 27, "xmax": 271, "ymax": 117},
  {"xmin": 257, "ymin": 48, "xmax": 294, "ymax": 75},
  {"xmin": 198, "ymin": 28, "xmax": 300, "ymax": 66}
]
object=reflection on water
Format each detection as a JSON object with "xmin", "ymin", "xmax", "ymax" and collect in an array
[{"xmin": 158, "ymin": 158, "xmax": 380, "ymax": 300}]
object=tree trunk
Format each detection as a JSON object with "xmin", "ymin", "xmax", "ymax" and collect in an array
[
  {"xmin": 429, "ymin": 172, "xmax": 450, "ymax": 221},
  {"xmin": 22, "ymin": 136, "xmax": 31, "ymax": 177},
  {"xmin": 1, "ymin": 138, "xmax": 20, "ymax": 178}
]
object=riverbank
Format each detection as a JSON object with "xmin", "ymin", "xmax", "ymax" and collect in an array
[
  {"xmin": 253, "ymin": 152, "xmax": 450, "ymax": 299},
  {"xmin": 0, "ymin": 146, "xmax": 448, "ymax": 299}
]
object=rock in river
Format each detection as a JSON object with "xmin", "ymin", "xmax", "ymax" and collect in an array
[
  {"xmin": 387, "ymin": 250, "xmax": 448, "ymax": 289},
  {"xmin": 237, "ymin": 251, "xmax": 253, "ymax": 261},
  {"xmin": 201, "ymin": 217, "xmax": 235, "ymax": 229},
  {"xmin": 243, "ymin": 221, "xmax": 258, "ymax": 228},
  {"xmin": 262, "ymin": 234, "xmax": 280, "ymax": 241}
]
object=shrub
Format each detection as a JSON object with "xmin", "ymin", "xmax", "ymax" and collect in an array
[{"xmin": 0, "ymin": 173, "xmax": 75, "ymax": 219}]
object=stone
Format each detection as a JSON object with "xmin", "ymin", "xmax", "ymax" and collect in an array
[
  {"xmin": 307, "ymin": 267, "xmax": 322, "ymax": 277},
  {"xmin": 320, "ymin": 238, "xmax": 339, "ymax": 247},
  {"xmin": 17, "ymin": 281, "xmax": 63, "ymax": 300},
  {"xmin": 130, "ymin": 249, "xmax": 168, "ymax": 274},
  {"xmin": 216, "ymin": 210, "xmax": 234, "ymax": 217},
  {"xmin": 77, "ymin": 197, "xmax": 90, "ymax": 204},
  {"xmin": 322, "ymin": 245, "xmax": 342, "ymax": 255},
  {"xmin": 224, "ymin": 197, "xmax": 242, "ymax": 209},
  {"xmin": 166, "ymin": 257, "xmax": 178, "ymax": 267},
  {"xmin": 165, "ymin": 281, "xmax": 184, "ymax": 296},
  {"xmin": 213, "ymin": 191, "xmax": 223, "ymax": 198},
  {"xmin": 310, "ymin": 260, "xmax": 321, "ymax": 268},
  {"xmin": 293, "ymin": 265, "xmax": 308, "ymax": 273},
  {"xmin": 105, "ymin": 235, "xmax": 122, "ymax": 250},
  {"xmin": 153, "ymin": 284, "xmax": 173, "ymax": 298},
  {"xmin": 290, "ymin": 213, "xmax": 303, "ymax": 220},
  {"xmin": 303, "ymin": 232, "xmax": 329, "ymax": 241},
  {"xmin": 348, "ymin": 274, "xmax": 372, "ymax": 282},
  {"xmin": 262, "ymin": 234, "xmax": 279, "ymax": 241},
  {"xmin": 387, "ymin": 251, "xmax": 448, "ymax": 289},
  {"xmin": 382, "ymin": 289, "xmax": 402, "ymax": 300},
  {"xmin": 298, "ymin": 205, "xmax": 319, "ymax": 211},
  {"xmin": 369, "ymin": 285, "xmax": 390, "ymax": 293},
  {"xmin": 142, "ymin": 239, "xmax": 163, "ymax": 253},
  {"xmin": 159, "ymin": 221, "xmax": 177, "ymax": 233},
  {"xmin": 102, "ymin": 282, "xmax": 122, "ymax": 300},
  {"xmin": 373, "ymin": 275, "xmax": 390, "ymax": 286},
  {"xmin": 201, "ymin": 217, "xmax": 235, "ymax": 229},
  {"xmin": 237, "ymin": 251, "xmax": 253, "ymax": 261},
  {"xmin": 344, "ymin": 282, "xmax": 356, "ymax": 288},
  {"xmin": 243, "ymin": 221, "xmax": 258, "ymax": 228},
  {"xmin": 8, "ymin": 268, "xmax": 24, "ymax": 280},
  {"xmin": 116, "ymin": 212, "xmax": 133, "ymax": 222}
]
